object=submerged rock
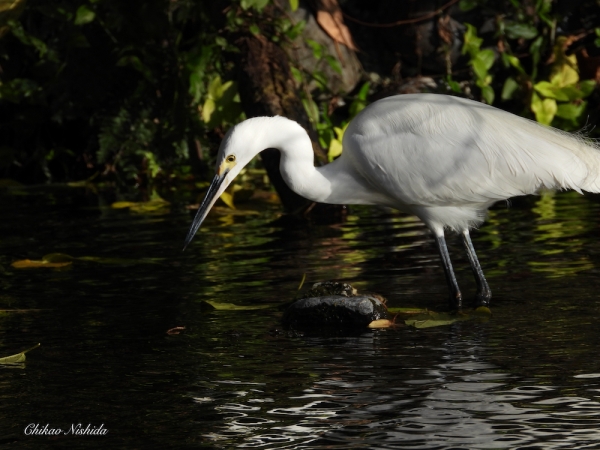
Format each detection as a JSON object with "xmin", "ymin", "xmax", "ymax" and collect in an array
[{"xmin": 282, "ymin": 282, "xmax": 389, "ymax": 331}]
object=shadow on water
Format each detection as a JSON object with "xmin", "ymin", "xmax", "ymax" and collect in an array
[{"xmin": 1, "ymin": 185, "xmax": 600, "ymax": 448}]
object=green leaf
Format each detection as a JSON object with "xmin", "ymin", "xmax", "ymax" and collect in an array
[
  {"xmin": 302, "ymin": 97, "xmax": 319, "ymax": 124},
  {"xmin": 459, "ymin": 0, "xmax": 478, "ymax": 11},
  {"xmin": 501, "ymin": 77, "xmax": 519, "ymax": 100},
  {"xmin": 463, "ymin": 23, "xmax": 482, "ymax": 56},
  {"xmin": 74, "ymin": 5, "xmax": 95, "ymax": 25},
  {"xmin": 116, "ymin": 56, "xmax": 154, "ymax": 82},
  {"xmin": 529, "ymin": 36, "xmax": 543, "ymax": 79},
  {"xmin": 505, "ymin": 22, "xmax": 538, "ymax": 40},
  {"xmin": 578, "ymin": 80, "xmax": 596, "ymax": 97},
  {"xmin": 531, "ymin": 93, "xmax": 557, "ymax": 125},
  {"xmin": 290, "ymin": 66, "xmax": 303, "ymax": 84},
  {"xmin": 219, "ymin": 80, "xmax": 238, "ymax": 106},
  {"xmin": 555, "ymin": 102, "xmax": 586, "ymax": 120},
  {"xmin": 471, "ymin": 57, "xmax": 489, "ymax": 80},
  {"xmin": 477, "ymin": 49, "xmax": 496, "ymax": 70},
  {"xmin": 325, "ymin": 55, "xmax": 342, "ymax": 74},
  {"xmin": 480, "ymin": 84, "xmax": 495, "ymax": 104},
  {"xmin": 312, "ymin": 70, "xmax": 328, "ymax": 88},
  {"xmin": 253, "ymin": 0, "xmax": 270, "ymax": 11},
  {"xmin": 502, "ymin": 53, "xmax": 525, "ymax": 74},
  {"xmin": 403, "ymin": 308, "xmax": 491, "ymax": 328},
  {"xmin": 289, "ymin": 0, "xmax": 299, "ymax": 11},
  {"xmin": 0, "ymin": 343, "xmax": 40, "ymax": 365},
  {"xmin": 285, "ymin": 20, "xmax": 306, "ymax": 40},
  {"xmin": 249, "ymin": 24, "xmax": 260, "ymax": 36},
  {"xmin": 534, "ymin": 81, "xmax": 571, "ymax": 101},
  {"xmin": 306, "ymin": 39, "xmax": 323, "ymax": 59},
  {"xmin": 356, "ymin": 81, "xmax": 370, "ymax": 101},
  {"xmin": 207, "ymin": 75, "xmax": 223, "ymax": 99},
  {"xmin": 550, "ymin": 63, "xmax": 579, "ymax": 87},
  {"xmin": 202, "ymin": 98, "xmax": 216, "ymax": 124},
  {"xmin": 203, "ymin": 301, "xmax": 275, "ymax": 311}
]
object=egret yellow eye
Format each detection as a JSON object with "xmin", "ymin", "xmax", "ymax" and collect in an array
[{"xmin": 226, "ymin": 155, "xmax": 236, "ymax": 163}]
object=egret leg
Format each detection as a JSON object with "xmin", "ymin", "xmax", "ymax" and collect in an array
[
  {"xmin": 433, "ymin": 232, "xmax": 462, "ymax": 310},
  {"xmin": 461, "ymin": 230, "xmax": 491, "ymax": 307}
]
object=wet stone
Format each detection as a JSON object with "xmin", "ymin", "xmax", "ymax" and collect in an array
[{"xmin": 282, "ymin": 282, "xmax": 389, "ymax": 331}]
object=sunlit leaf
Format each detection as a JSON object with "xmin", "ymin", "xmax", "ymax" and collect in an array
[
  {"xmin": 463, "ymin": 23, "xmax": 482, "ymax": 55},
  {"xmin": 289, "ymin": 0, "xmax": 299, "ymax": 11},
  {"xmin": 534, "ymin": 81, "xmax": 570, "ymax": 101},
  {"xmin": 550, "ymin": 62, "xmax": 579, "ymax": 87},
  {"xmin": 11, "ymin": 259, "xmax": 72, "ymax": 269},
  {"xmin": 202, "ymin": 98, "xmax": 216, "ymax": 124},
  {"xmin": 110, "ymin": 197, "xmax": 169, "ymax": 214},
  {"xmin": 219, "ymin": 191, "xmax": 235, "ymax": 209},
  {"xmin": 477, "ymin": 49, "xmax": 495, "ymax": 70},
  {"xmin": 368, "ymin": 319, "xmax": 393, "ymax": 328},
  {"xmin": 503, "ymin": 54, "xmax": 525, "ymax": 74},
  {"xmin": 531, "ymin": 93, "xmax": 557, "ymax": 125},
  {"xmin": 0, "ymin": 343, "xmax": 40, "ymax": 365}
]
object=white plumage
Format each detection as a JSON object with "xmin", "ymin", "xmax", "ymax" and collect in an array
[{"xmin": 185, "ymin": 93, "xmax": 600, "ymax": 308}]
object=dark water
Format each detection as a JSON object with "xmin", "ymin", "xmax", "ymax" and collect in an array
[{"xmin": 1, "ymin": 185, "xmax": 600, "ymax": 449}]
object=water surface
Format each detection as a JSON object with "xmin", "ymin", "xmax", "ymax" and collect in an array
[{"xmin": 1, "ymin": 186, "xmax": 600, "ymax": 449}]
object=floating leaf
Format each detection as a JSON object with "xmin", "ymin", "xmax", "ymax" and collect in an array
[
  {"xmin": 387, "ymin": 307, "xmax": 491, "ymax": 328},
  {"xmin": 0, "ymin": 343, "xmax": 40, "ymax": 365},
  {"xmin": 368, "ymin": 319, "xmax": 393, "ymax": 328},
  {"xmin": 110, "ymin": 198, "xmax": 169, "ymax": 213},
  {"xmin": 404, "ymin": 310, "xmax": 488, "ymax": 329},
  {"xmin": 203, "ymin": 301, "xmax": 276, "ymax": 311},
  {"xmin": 387, "ymin": 307, "xmax": 429, "ymax": 314},
  {"xmin": 11, "ymin": 259, "xmax": 72, "ymax": 269}
]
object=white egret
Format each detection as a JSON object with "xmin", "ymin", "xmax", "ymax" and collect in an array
[{"xmin": 184, "ymin": 94, "xmax": 600, "ymax": 309}]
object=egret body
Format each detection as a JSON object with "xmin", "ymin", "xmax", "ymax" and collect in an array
[{"xmin": 184, "ymin": 94, "xmax": 600, "ymax": 308}]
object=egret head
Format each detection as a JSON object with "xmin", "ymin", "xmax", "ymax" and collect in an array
[{"xmin": 183, "ymin": 120, "xmax": 262, "ymax": 250}]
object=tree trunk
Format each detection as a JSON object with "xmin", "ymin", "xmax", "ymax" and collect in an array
[{"xmin": 234, "ymin": 34, "xmax": 330, "ymax": 214}]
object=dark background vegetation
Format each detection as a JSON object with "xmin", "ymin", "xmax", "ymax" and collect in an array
[{"xmin": 1, "ymin": 0, "xmax": 599, "ymax": 192}]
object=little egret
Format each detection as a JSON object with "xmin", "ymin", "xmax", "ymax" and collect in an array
[{"xmin": 184, "ymin": 94, "xmax": 600, "ymax": 309}]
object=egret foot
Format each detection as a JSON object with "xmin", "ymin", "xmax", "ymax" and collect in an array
[{"xmin": 474, "ymin": 291, "xmax": 491, "ymax": 307}]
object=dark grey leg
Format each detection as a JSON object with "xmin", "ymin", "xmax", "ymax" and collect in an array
[
  {"xmin": 434, "ymin": 232, "xmax": 462, "ymax": 310},
  {"xmin": 461, "ymin": 230, "xmax": 491, "ymax": 307}
]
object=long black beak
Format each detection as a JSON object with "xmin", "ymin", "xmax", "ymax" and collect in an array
[{"xmin": 183, "ymin": 172, "xmax": 228, "ymax": 250}]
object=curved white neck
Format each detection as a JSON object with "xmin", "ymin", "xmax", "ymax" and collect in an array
[{"xmin": 231, "ymin": 116, "xmax": 384, "ymax": 205}]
